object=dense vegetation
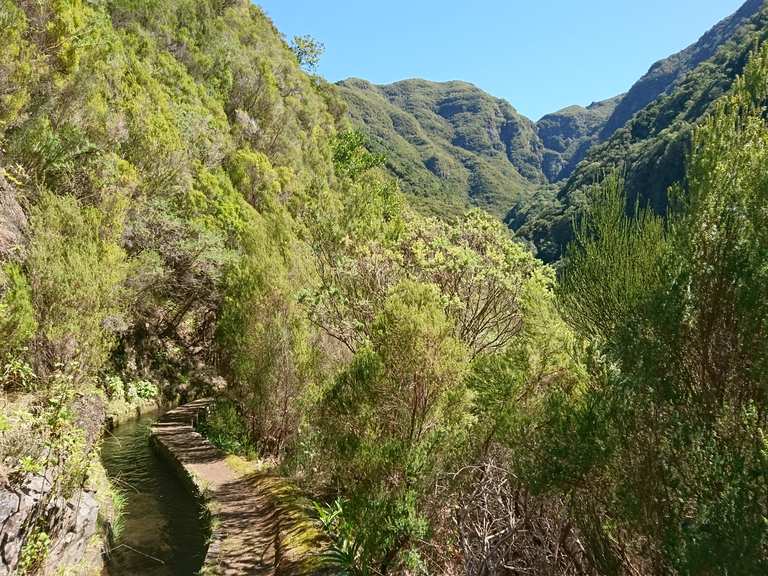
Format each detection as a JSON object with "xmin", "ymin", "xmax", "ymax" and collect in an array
[
  {"xmin": 598, "ymin": 0, "xmax": 763, "ymax": 137},
  {"xmin": 0, "ymin": 0, "xmax": 341, "ymax": 571},
  {"xmin": 553, "ymin": 46, "xmax": 768, "ymax": 572},
  {"xmin": 336, "ymin": 78, "xmax": 545, "ymax": 219},
  {"xmin": 338, "ymin": 78, "xmax": 621, "ymax": 221},
  {"xmin": 1, "ymin": 1, "xmax": 766, "ymax": 575}
]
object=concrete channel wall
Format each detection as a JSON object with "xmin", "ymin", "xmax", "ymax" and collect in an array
[{"xmin": 149, "ymin": 399, "xmax": 330, "ymax": 576}]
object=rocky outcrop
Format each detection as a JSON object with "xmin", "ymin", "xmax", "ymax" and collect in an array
[
  {"xmin": 0, "ymin": 394, "xmax": 106, "ymax": 575},
  {"xmin": 0, "ymin": 473, "xmax": 102, "ymax": 576}
]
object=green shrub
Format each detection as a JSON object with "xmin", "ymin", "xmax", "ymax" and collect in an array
[
  {"xmin": 315, "ymin": 498, "xmax": 364, "ymax": 575},
  {"xmin": 317, "ymin": 280, "xmax": 470, "ymax": 572},
  {"xmin": 127, "ymin": 379, "xmax": 158, "ymax": 401},
  {"xmin": 0, "ymin": 356, "xmax": 36, "ymax": 392},
  {"xmin": 0, "ymin": 263, "xmax": 36, "ymax": 356},
  {"xmin": 197, "ymin": 398, "xmax": 256, "ymax": 458},
  {"xmin": 26, "ymin": 192, "xmax": 130, "ymax": 381},
  {"xmin": 18, "ymin": 529, "xmax": 50, "ymax": 575},
  {"xmin": 104, "ymin": 375, "xmax": 124, "ymax": 401},
  {"xmin": 549, "ymin": 45, "xmax": 768, "ymax": 574}
]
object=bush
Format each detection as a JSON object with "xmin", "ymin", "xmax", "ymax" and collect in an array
[
  {"xmin": 103, "ymin": 375, "xmax": 124, "ymax": 401},
  {"xmin": 131, "ymin": 379, "xmax": 158, "ymax": 400},
  {"xmin": 0, "ymin": 263, "xmax": 36, "ymax": 356},
  {"xmin": 197, "ymin": 398, "xmax": 256, "ymax": 458},
  {"xmin": 548, "ymin": 45, "xmax": 768, "ymax": 574},
  {"xmin": 317, "ymin": 280, "xmax": 471, "ymax": 572},
  {"xmin": 27, "ymin": 192, "xmax": 129, "ymax": 382},
  {"xmin": 215, "ymin": 218, "xmax": 315, "ymax": 457},
  {"xmin": 0, "ymin": 356, "xmax": 35, "ymax": 392},
  {"xmin": 125, "ymin": 379, "xmax": 158, "ymax": 402}
]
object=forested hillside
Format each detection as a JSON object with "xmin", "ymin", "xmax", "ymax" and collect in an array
[
  {"xmin": 535, "ymin": 95, "xmax": 622, "ymax": 181},
  {"xmin": 0, "ymin": 0, "xmax": 342, "ymax": 571},
  {"xmin": 337, "ymin": 78, "xmax": 545, "ymax": 217},
  {"xmin": 598, "ymin": 0, "xmax": 764, "ymax": 137},
  {"xmin": 0, "ymin": 1, "xmax": 766, "ymax": 575},
  {"xmin": 0, "ymin": 1, "xmax": 575, "ymax": 573},
  {"xmin": 342, "ymin": 0, "xmax": 768, "ymax": 261},
  {"xmin": 517, "ymin": 0, "xmax": 768, "ymax": 260},
  {"xmin": 338, "ymin": 78, "xmax": 622, "ymax": 219}
]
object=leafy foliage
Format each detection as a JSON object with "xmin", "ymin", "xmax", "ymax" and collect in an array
[
  {"xmin": 3, "ymin": 2, "xmax": 766, "ymax": 575},
  {"xmin": 318, "ymin": 280, "xmax": 471, "ymax": 572},
  {"xmin": 290, "ymin": 35, "xmax": 325, "ymax": 73},
  {"xmin": 197, "ymin": 398, "xmax": 257, "ymax": 458},
  {"xmin": 0, "ymin": 263, "xmax": 36, "ymax": 357},
  {"xmin": 26, "ymin": 192, "xmax": 129, "ymax": 382},
  {"xmin": 560, "ymin": 172, "xmax": 666, "ymax": 342},
  {"xmin": 544, "ymin": 43, "xmax": 768, "ymax": 574}
]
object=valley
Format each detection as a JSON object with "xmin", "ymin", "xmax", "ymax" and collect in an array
[{"xmin": 1, "ymin": 1, "xmax": 766, "ymax": 575}]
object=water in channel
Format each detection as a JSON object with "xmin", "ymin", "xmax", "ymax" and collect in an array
[{"xmin": 100, "ymin": 412, "xmax": 208, "ymax": 575}]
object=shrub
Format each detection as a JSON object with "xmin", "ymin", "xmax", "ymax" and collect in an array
[
  {"xmin": 0, "ymin": 356, "xmax": 35, "ymax": 392},
  {"xmin": 317, "ymin": 280, "xmax": 471, "ymax": 572},
  {"xmin": 103, "ymin": 375, "xmax": 124, "ymax": 401},
  {"xmin": 549, "ymin": 45, "xmax": 768, "ymax": 574},
  {"xmin": 18, "ymin": 529, "xmax": 50, "ymax": 575},
  {"xmin": 0, "ymin": 263, "xmax": 36, "ymax": 356},
  {"xmin": 27, "ymin": 192, "xmax": 129, "ymax": 382},
  {"xmin": 197, "ymin": 398, "xmax": 256, "ymax": 458},
  {"xmin": 130, "ymin": 379, "xmax": 158, "ymax": 401}
]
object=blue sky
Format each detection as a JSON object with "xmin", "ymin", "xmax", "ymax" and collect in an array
[{"xmin": 257, "ymin": 0, "xmax": 746, "ymax": 120}]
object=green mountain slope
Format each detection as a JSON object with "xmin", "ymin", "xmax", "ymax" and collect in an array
[
  {"xmin": 600, "ymin": 0, "xmax": 765, "ymax": 138},
  {"xmin": 536, "ymin": 95, "xmax": 623, "ymax": 181},
  {"xmin": 338, "ymin": 78, "xmax": 627, "ymax": 219},
  {"xmin": 519, "ymin": 0, "xmax": 768, "ymax": 261},
  {"xmin": 341, "ymin": 0, "xmax": 768, "ymax": 261},
  {"xmin": 337, "ymin": 78, "xmax": 544, "ymax": 217}
]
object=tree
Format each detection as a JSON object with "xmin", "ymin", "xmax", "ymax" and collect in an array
[
  {"xmin": 215, "ymin": 215, "xmax": 315, "ymax": 456},
  {"xmin": 559, "ymin": 171, "xmax": 667, "ymax": 344},
  {"xmin": 290, "ymin": 34, "xmax": 324, "ymax": 73},
  {"xmin": 400, "ymin": 209, "xmax": 549, "ymax": 358},
  {"xmin": 318, "ymin": 280, "xmax": 471, "ymax": 572}
]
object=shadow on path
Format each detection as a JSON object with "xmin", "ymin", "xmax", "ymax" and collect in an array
[{"xmin": 150, "ymin": 400, "xmax": 331, "ymax": 576}]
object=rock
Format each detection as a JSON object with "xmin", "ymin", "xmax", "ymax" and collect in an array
[
  {"xmin": 0, "ymin": 396, "xmax": 106, "ymax": 575},
  {"xmin": 0, "ymin": 472, "xmax": 104, "ymax": 575},
  {"xmin": 42, "ymin": 490, "xmax": 101, "ymax": 575}
]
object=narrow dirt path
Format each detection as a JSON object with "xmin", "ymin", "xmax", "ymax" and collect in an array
[{"xmin": 150, "ymin": 399, "xmax": 327, "ymax": 576}]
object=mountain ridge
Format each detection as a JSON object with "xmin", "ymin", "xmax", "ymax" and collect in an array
[
  {"xmin": 338, "ymin": 0, "xmax": 768, "ymax": 260},
  {"xmin": 337, "ymin": 77, "xmax": 623, "ymax": 217},
  {"xmin": 337, "ymin": 76, "xmax": 543, "ymax": 217},
  {"xmin": 600, "ymin": 0, "xmax": 765, "ymax": 138}
]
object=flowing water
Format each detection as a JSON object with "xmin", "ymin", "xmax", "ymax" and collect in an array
[{"xmin": 101, "ymin": 412, "xmax": 208, "ymax": 575}]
